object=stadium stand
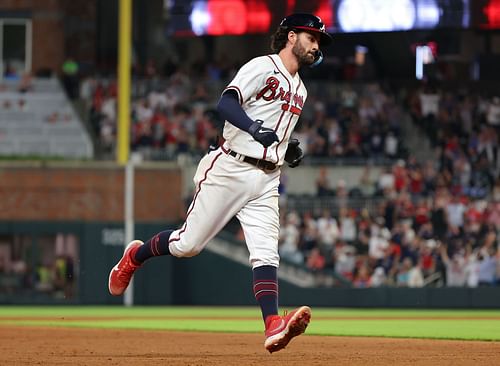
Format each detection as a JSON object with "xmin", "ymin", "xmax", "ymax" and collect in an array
[
  {"xmin": 0, "ymin": 77, "xmax": 93, "ymax": 159},
  {"xmin": 74, "ymin": 72, "xmax": 499, "ymax": 289},
  {"xmin": 82, "ymin": 73, "xmax": 408, "ymax": 165}
]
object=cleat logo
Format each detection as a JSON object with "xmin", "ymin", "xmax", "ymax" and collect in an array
[{"xmin": 268, "ymin": 319, "xmax": 285, "ymax": 333}]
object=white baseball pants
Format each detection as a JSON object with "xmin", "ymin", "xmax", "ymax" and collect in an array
[{"xmin": 168, "ymin": 147, "xmax": 281, "ymax": 268}]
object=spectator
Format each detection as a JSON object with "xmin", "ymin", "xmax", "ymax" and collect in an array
[
  {"xmin": 353, "ymin": 263, "xmax": 371, "ymax": 288},
  {"xmin": 357, "ymin": 208, "xmax": 373, "ymax": 252},
  {"xmin": 368, "ymin": 217, "xmax": 390, "ymax": 266},
  {"xmin": 35, "ymin": 262, "xmax": 53, "ymax": 292},
  {"xmin": 306, "ymin": 248, "xmax": 326, "ymax": 272},
  {"xmin": 339, "ymin": 207, "xmax": 357, "ymax": 243},
  {"xmin": 431, "ymin": 196, "xmax": 448, "ymax": 241},
  {"xmin": 335, "ymin": 179, "xmax": 349, "ymax": 209},
  {"xmin": 316, "ymin": 209, "xmax": 339, "ymax": 258},
  {"xmin": 300, "ymin": 211, "xmax": 318, "ymax": 255},
  {"xmin": 358, "ymin": 165, "xmax": 376, "ymax": 197},
  {"xmin": 326, "ymin": 117, "xmax": 343, "ymax": 156},
  {"xmin": 393, "ymin": 160, "xmax": 408, "ymax": 192},
  {"xmin": 485, "ymin": 202, "xmax": 500, "ymax": 229},
  {"xmin": 279, "ymin": 211, "xmax": 303, "ymax": 265},
  {"xmin": 464, "ymin": 247, "xmax": 480, "ymax": 288},
  {"xmin": 446, "ymin": 195, "xmax": 466, "ymax": 229},
  {"xmin": 408, "ymin": 259, "xmax": 425, "ymax": 288},
  {"xmin": 378, "ymin": 166, "xmax": 395, "ymax": 194},
  {"xmin": 334, "ymin": 242, "xmax": 356, "ymax": 281},
  {"xmin": 61, "ymin": 57, "xmax": 80, "ymax": 99},
  {"xmin": 419, "ymin": 86, "xmax": 440, "ymax": 119},
  {"xmin": 396, "ymin": 257, "xmax": 413, "ymax": 287},
  {"xmin": 385, "ymin": 131, "xmax": 399, "ymax": 158},
  {"xmin": 316, "ymin": 167, "xmax": 333, "ymax": 196},
  {"xmin": 370, "ymin": 266, "xmax": 387, "ymax": 287},
  {"xmin": 464, "ymin": 200, "xmax": 485, "ymax": 236},
  {"xmin": 420, "ymin": 239, "xmax": 438, "ymax": 277},
  {"xmin": 439, "ymin": 244, "xmax": 467, "ymax": 287},
  {"xmin": 491, "ymin": 178, "xmax": 500, "ymax": 201},
  {"xmin": 340, "ymin": 84, "xmax": 358, "ymax": 109},
  {"xmin": 477, "ymin": 247, "xmax": 497, "ymax": 286},
  {"xmin": 486, "ymin": 97, "xmax": 500, "ymax": 127}
]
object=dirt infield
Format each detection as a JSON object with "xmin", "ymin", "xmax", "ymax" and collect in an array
[{"xmin": 1, "ymin": 326, "xmax": 500, "ymax": 366}]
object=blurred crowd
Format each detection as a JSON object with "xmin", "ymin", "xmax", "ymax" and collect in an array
[
  {"xmin": 277, "ymin": 157, "xmax": 500, "ymax": 288},
  {"xmin": 0, "ymin": 254, "xmax": 75, "ymax": 299},
  {"xmin": 272, "ymin": 82, "xmax": 500, "ymax": 288},
  {"xmin": 79, "ymin": 62, "xmax": 407, "ymax": 162},
  {"xmin": 77, "ymin": 64, "xmax": 500, "ymax": 289},
  {"xmin": 407, "ymin": 83, "xmax": 500, "ymax": 199}
]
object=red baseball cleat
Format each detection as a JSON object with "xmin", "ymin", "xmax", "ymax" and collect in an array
[
  {"xmin": 264, "ymin": 305, "xmax": 311, "ymax": 353},
  {"xmin": 108, "ymin": 240, "xmax": 143, "ymax": 296}
]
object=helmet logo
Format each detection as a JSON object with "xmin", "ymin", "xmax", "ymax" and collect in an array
[{"xmin": 279, "ymin": 13, "xmax": 332, "ymax": 46}]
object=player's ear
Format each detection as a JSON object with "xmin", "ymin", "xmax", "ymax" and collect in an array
[{"xmin": 287, "ymin": 30, "xmax": 297, "ymax": 44}]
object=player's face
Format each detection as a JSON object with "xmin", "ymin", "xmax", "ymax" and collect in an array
[{"xmin": 292, "ymin": 32, "xmax": 320, "ymax": 66}]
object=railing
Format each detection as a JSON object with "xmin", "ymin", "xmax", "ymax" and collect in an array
[
  {"xmin": 285, "ymin": 194, "xmax": 385, "ymax": 216},
  {"xmin": 212, "ymin": 231, "xmax": 353, "ymax": 288},
  {"xmin": 423, "ymin": 272, "xmax": 443, "ymax": 288},
  {"xmin": 133, "ymin": 147, "xmax": 398, "ymax": 167}
]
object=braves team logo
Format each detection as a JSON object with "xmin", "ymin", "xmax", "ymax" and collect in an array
[{"xmin": 256, "ymin": 77, "xmax": 303, "ymax": 116}]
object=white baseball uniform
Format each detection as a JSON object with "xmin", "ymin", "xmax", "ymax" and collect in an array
[{"xmin": 168, "ymin": 54, "xmax": 307, "ymax": 268}]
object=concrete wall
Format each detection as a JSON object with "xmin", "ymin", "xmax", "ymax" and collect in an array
[
  {"xmin": 283, "ymin": 165, "xmax": 383, "ymax": 195},
  {"xmin": 1, "ymin": 220, "xmax": 499, "ymax": 308},
  {"xmin": 182, "ymin": 163, "xmax": 383, "ymax": 197}
]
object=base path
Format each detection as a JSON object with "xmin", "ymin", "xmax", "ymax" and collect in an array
[{"xmin": 1, "ymin": 326, "xmax": 499, "ymax": 366}]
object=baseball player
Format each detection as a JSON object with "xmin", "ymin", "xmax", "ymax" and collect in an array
[{"xmin": 109, "ymin": 13, "xmax": 332, "ymax": 353}]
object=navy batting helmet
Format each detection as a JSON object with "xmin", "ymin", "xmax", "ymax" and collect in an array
[{"xmin": 280, "ymin": 13, "xmax": 332, "ymax": 46}]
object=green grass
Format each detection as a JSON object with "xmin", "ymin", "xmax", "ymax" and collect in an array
[{"xmin": 1, "ymin": 306, "xmax": 499, "ymax": 341}]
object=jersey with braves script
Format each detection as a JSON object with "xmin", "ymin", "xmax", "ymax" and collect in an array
[{"xmin": 222, "ymin": 54, "xmax": 307, "ymax": 165}]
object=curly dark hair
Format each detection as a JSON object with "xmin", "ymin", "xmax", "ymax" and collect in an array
[{"xmin": 270, "ymin": 26, "xmax": 291, "ymax": 53}]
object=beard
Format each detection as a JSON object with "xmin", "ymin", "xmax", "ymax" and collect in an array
[{"xmin": 292, "ymin": 40, "xmax": 316, "ymax": 66}]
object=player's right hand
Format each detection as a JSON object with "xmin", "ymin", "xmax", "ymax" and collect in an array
[
  {"xmin": 284, "ymin": 138, "xmax": 304, "ymax": 168},
  {"xmin": 248, "ymin": 120, "xmax": 279, "ymax": 148}
]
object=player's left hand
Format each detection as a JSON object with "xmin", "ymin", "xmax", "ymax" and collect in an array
[{"xmin": 284, "ymin": 139, "xmax": 304, "ymax": 168}]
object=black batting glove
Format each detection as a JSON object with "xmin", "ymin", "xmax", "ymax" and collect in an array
[
  {"xmin": 248, "ymin": 120, "xmax": 279, "ymax": 148},
  {"xmin": 284, "ymin": 138, "xmax": 304, "ymax": 168}
]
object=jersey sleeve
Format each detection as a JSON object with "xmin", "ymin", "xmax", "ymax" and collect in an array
[{"xmin": 223, "ymin": 57, "xmax": 267, "ymax": 105}]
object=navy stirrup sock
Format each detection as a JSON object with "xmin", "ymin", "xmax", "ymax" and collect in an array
[
  {"xmin": 133, "ymin": 230, "xmax": 173, "ymax": 264},
  {"xmin": 253, "ymin": 265, "xmax": 279, "ymax": 321}
]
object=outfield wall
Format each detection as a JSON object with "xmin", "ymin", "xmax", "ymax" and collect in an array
[
  {"xmin": 172, "ymin": 248, "xmax": 500, "ymax": 309},
  {"xmin": 1, "ymin": 221, "xmax": 499, "ymax": 308},
  {"xmin": 0, "ymin": 163, "xmax": 498, "ymax": 308}
]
